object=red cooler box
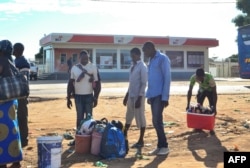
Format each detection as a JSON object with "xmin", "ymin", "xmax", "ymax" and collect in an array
[{"xmin": 187, "ymin": 112, "xmax": 215, "ymax": 130}]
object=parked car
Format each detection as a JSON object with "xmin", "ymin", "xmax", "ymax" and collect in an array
[{"xmin": 30, "ymin": 62, "xmax": 38, "ymax": 80}]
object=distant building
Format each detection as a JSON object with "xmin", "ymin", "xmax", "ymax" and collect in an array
[
  {"xmin": 209, "ymin": 59, "xmax": 239, "ymax": 77},
  {"xmin": 39, "ymin": 33, "xmax": 218, "ymax": 80}
]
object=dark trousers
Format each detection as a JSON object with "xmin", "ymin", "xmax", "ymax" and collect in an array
[
  {"xmin": 197, "ymin": 90, "xmax": 214, "ymax": 107},
  {"xmin": 17, "ymin": 98, "xmax": 29, "ymax": 147}
]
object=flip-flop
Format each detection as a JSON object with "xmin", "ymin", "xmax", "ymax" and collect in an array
[
  {"xmin": 67, "ymin": 140, "xmax": 75, "ymax": 146},
  {"xmin": 135, "ymin": 153, "xmax": 150, "ymax": 160},
  {"xmin": 63, "ymin": 133, "xmax": 74, "ymax": 140},
  {"xmin": 131, "ymin": 143, "xmax": 144, "ymax": 148}
]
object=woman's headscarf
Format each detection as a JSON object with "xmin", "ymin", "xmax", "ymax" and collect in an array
[{"xmin": 0, "ymin": 39, "xmax": 13, "ymax": 62}]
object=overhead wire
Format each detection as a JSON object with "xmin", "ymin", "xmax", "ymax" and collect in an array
[{"xmin": 89, "ymin": 0, "xmax": 236, "ymax": 4}]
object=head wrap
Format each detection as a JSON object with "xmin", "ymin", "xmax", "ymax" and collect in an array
[{"xmin": 0, "ymin": 39, "xmax": 13, "ymax": 61}]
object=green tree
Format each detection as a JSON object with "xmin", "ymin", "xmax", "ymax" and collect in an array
[
  {"xmin": 232, "ymin": 0, "xmax": 250, "ymax": 27},
  {"xmin": 35, "ymin": 47, "xmax": 44, "ymax": 64},
  {"xmin": 226, "ymin": 54, "xmax": 238, "ymax": 62}
]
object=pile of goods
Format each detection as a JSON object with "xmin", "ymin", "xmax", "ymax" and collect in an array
[{"xmin": 187, "ymin": 103, "xmax": 214, "ymax": 114}]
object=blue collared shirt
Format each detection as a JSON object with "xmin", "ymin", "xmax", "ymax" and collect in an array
[{"xmin": 146, "ymin": 51, "xmax": 171, "ymax": 101}]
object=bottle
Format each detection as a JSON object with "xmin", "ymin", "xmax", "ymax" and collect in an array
[
  {"xmin": 187, "ymin": 105, "xmax": 191, "ymax": 112},
  {"xmin": 191, "ymin": 105, "xmax": 195, "ymax": 113},
  {"xmin": 87, "ymin": 113, "xmax": 92, "ymax": 119},
  {"xmin": 195, "ymin": 103, "xmax": 201, "ymax": 113},
  {"xmin": 201, "ymin": 105, "xmax": 205, "ymax": 114}
]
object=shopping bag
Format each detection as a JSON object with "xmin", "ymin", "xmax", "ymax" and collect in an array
[{"xmin": 0, "ymin": 63, "xmax": 29, "ymax": 102}]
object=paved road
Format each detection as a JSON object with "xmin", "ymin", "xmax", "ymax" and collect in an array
[{"xmin": 29, "ymin": 78, "xmax": 250, "ymax": 98}]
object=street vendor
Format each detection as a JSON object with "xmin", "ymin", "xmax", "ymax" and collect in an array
[{"xmin": 186, "ymin": 68, "xmax": 217, "ymax": 133}]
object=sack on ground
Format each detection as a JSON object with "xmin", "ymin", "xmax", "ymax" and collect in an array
[
  {"xmin": 100, "ymin": 122, "xmax": 126, "ymax": 159},
  {"xmin": 93, "ymin": 118, "xmax": 108, "ymax": 134},
  {"xmin": 111, "ymin": 120, "xmax": 124, "ymax": 131},
  {"xmin": 78, "ymin": 118, "xmax": 96, "ymax": 135},
  {"xmin": 90, "ymin": 118, "xmax": 108, "ymax": 155},
  {"xmin": 111, "ymin": 120, "xmax": 129, "ymax": 154}
]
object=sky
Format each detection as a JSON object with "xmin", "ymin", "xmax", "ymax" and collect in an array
[{"xmin": 0, "ymin": 0, "xmax": 242, "ymax": 60}]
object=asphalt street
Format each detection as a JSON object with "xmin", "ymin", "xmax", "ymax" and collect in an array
[{"xmin": 29, "ymin": 78, "xmax": 250, "ymax": 98}]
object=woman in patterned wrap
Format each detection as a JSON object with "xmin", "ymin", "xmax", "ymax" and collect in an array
[{"xmin": 0, "ymin": 40, "xmax": 22, "ymax": 168}]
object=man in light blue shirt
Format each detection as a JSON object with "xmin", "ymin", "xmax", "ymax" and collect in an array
[{"xmin": 142, "ymin": 41, "xmax": 171, "ymax": 156}]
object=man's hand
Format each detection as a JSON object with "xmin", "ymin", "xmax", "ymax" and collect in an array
[
  {"xmin": 123, "ymin": 93, "xmax": 128, "ymax": 106},
  {"xmin": 93, "ymin": 98, "xmax": 98, "ymax": 108},
  {"xmin": 123, "ymin": 97, "xmax": 128, "ymax": 106},
  {"xmin": 162, "ymin": 100, "xmax": 169, "ymax": 108},
  {"xmin": 67, "ymin": 98, "xmax": 72, "ymax": 109},
  {"xmin": 212, "ymin": 107, "xmax": 217, "ymax": 116},
  {"xmin": 135, "ymin": 98, "xmax": 141, "ymax": 108}
]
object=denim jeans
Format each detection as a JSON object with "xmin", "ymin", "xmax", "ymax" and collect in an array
[
  {"xmin": 149, "ymin": 95, "xmax": 168, "ymax": 148},
  {"xmin": 74, "ymin": 94, "xmax": 93, "ymax": 129}
]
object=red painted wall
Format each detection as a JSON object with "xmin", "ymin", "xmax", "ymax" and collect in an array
[{"xmin": 54, "ymin": 48, "xmax": 82, "ymax": 72}]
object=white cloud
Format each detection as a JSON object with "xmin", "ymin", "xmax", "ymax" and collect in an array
[
  {"xmin": 0, "ymin": 0, "xmax": 240, "ymax": 58},
  {"xmin": 0, "ymin": 0, "xmax": 237, "ymax": 14},
  {"xmin": 0, "ymin": 0, "xmax": 113, "ymax": 14}
]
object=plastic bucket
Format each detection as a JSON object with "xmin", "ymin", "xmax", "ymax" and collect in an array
[
  {"xmin": 75, "ymin": 134, "xmax": 91, "ymax": 154},
  {"xmin": 91, "ymin": 132, "xmax": 102, "ymax": 155},
  {"xmin": 37, "ymin": 136, "xmax": 63, "ymax": 168}
]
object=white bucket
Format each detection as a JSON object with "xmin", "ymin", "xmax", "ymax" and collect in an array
[{"xmin": 37, "ymin": 136, "xmax": 63, "ymax": 168}]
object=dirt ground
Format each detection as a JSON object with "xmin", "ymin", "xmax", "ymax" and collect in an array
[{"xmin": 15, "ymin": 92, "xmax": 250, "ymax": 168}]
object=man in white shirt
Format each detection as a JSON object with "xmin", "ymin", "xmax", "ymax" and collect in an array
[{"xmin": 66, "ymin": 50, "xmax": 100, "ymax": 145}]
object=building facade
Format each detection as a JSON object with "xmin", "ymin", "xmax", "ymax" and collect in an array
[{"xmin": 40, "ymin": 33, "xmax": 218, "ymax": 80}]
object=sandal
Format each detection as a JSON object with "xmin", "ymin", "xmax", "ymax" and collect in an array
[
  {"xmin": 193, "ymin": 129, "xmax": 203, "ymax": 132},
  {"xmin": 131, "ymin": 142, "xmax": 144, "ymax": 148},
  {"xmin": 68, "ymin": 140, "xmax": 75, "ymax": 146},
  {"xmin": 210, "ymin": 130, "xmax": 215, "ymax": 135},
  {"xmin": 9, "ymin": 162, "xmax": 21, "ymax": 168},
  {"xmin": 63, "ymin": 133, "xmax": 74, "ymax": 140}
]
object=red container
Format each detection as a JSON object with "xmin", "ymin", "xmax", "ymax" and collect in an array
[
  {"xmin": 75, "ymin": 134, "xmax": 91, "ymax": 154},
  {"xmin": 187, "ymin": 112, "xmax": 215, "ymax": 130}
]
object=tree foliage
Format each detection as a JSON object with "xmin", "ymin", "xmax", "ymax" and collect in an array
[
  {"xmin": 226, "ymin": 54, "xmax": 238, "ymax": 62},
  {"xmin": 232, "ymin": 0, "xmax": 250, "ymax": 27},
  {"xmin": 35, "ymin": 47, "xmax": 44, "ymax": 64}
]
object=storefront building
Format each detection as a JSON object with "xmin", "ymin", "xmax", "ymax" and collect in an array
[{"xmin": 39, "ymin": 33, "xmax": 218, "ymax": 80}]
